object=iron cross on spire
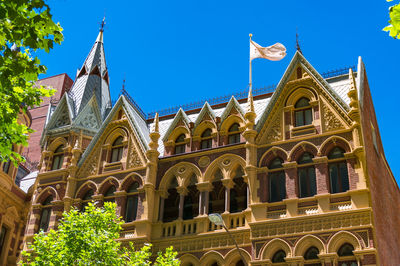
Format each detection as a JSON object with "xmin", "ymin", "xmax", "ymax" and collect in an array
[{"xmin": 100, "ymin": 16, "xmax": 106, "ymax": 32}]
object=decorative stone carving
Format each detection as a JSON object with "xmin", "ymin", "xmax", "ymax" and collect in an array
[
  {"xmin": 82, "ymin": 152, "xmax": 99, "ymax": 177},
  {"xmin": 322, "ymin": 102, "xmax": 345, "ymax": 131},
  {"xmin": 265, "ymin": 113, "xmax": 282, "ymax": 143},
  {"xmin": 78, "ymin": 108, "xmax": 98, "ymax": 129},
  {"xmin": 198, "ymin": 156, "xmax": 210, "ymax": 168},
  {"xmin": 128, "ymin": 147, "xmax": 142, "ymax": 168}
]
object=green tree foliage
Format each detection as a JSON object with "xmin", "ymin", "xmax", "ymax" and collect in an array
[
  {"xmin": 384, "ymin": 0, "xmax": 400, "ymax": 38},
  {"xmin": 0, "ymin": 0, "xmax": 62, "ymax": 164},
  {"xmin": 21, "ymin": 202, "xmax": 180, "ymax": 265}
]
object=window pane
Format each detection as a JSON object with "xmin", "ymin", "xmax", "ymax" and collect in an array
[
  {"xmin": 229, "ymin": 123, "xmax": 240, "ymax": 132},
  {"xmin": 299, "ymin": 168, "xmax": 308, "ymax": 198},
  {"xmin": 270, "ymin": 173, "xmax": 279, "ymax": 202},
  {"xmin": 295, "ymin": 111, "xmax": 304, "ymax": 127},
  {"xmin": 308, "ymin": 167, "xmax": 317, "ymax": 196},
  {"xmin": 111, "ymin": 148, "xmax": 119, "ymax": 162},
  {"xmin": 52, "ymin": 156, "xmax": 60, "ymax": 170},
  {"xmin": 329, "ymin": 164, "xmax": 339, "ymax": 193},
  {"xmin": 295, "ymin": 97, "xmax": 310, "ymax": 108},
  {"xmin": 125, "ymin": 195, "xmax": 138, "ymax": 222},
  {"xmin": 228, "ymin": 134, "xmax": 240, "ymax": 144},
  {"xmin": 39, "ymin": 208, "xmax": 51, "ymax": 231},
  {"xmin": 201, "ymin": 139, "xmax": 212, "ymax": 149},
  {"xmin": 304, "ymin": 109, "xmax": 312, "ymax": 125},
  {"xmin": 339, "ymin": 162, "xmax": 350, "ymax": 192}
]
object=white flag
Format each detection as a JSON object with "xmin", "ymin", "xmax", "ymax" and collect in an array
[{"xmin": 250, "ymin": 40, "xmax": 286, "ymax": 61}]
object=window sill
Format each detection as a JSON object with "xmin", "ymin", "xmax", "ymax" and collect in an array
[
  {"xmin": 291, "ymin": 124, "xmax": 316, "ymax": 138},
  {"xmin": 104, "ymin": 161, "xmax": 122, "ymax": 172}
]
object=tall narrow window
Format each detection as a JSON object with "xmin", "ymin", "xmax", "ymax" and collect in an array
[
  {"xmin": 230, "ymin": 167, "xmax": 247, "ymax": 213},
  {"xmin": 0, "ymin": 226, "xmax": 7, "ymax": 259},
  {"xmin": 268, "ymin": 158, "xmax": 286, "ymax": 202},
  {"xmin": 163, "ymin": 178, "xmax": 179, "ymax": 222},
  {"xmin": 183, "ymin": 174, "xmax": 199, "ymax": 220},
  {"xmin": 294, "ymin": 97, "xmax": 313, "ymax": 127},
  {"xmin": 337, "ymin": 243, "xmax": 357, "ymax": 266},
  {"xmin": 110, "ymin": 136, "xmax": 124, "ymax": 163},
  {"xmin": 228, "ymin": 123, "xmax": 241, "ymax": 144},
  {"xmin": 125, "ymin": 182, "xmax": 139, "ymax": 222},
  {"xmin": 104, "ymin": 186, "xmax": 116, "ymax": 203},
  {"xmin": 81, "ymin": 189, "xmax": 94, "ymax": 212},
  {"xmin": 200, "ymin": 129, "xmax": 212, "ymax": 149},
  {"xmin": 209, "ymin": 169, "xmax": 224, "ymax": 214},
  {"xmin": 298, "ymin": 152, "xmax": 316, "ymax": 198},
  {"xmin": 328, "ymin": 147, "xmax": 349, "ymax": 194},
  {"xmin": 338, "ymin": 243, "xmax": 354, "ymax": 257},
  {"xmin": 39, "ymin": 196, "xmax": 53, "ymax": 232},
  {"xmin": 272, "ymin": 250, "xmax": 286, "ymax": 263},
  {"xmin": 174, "ymin": 134, "xmax": 186, "ymax": 155},
  {"xmin": 51, "ymin": 145, "xmax": 64, "ymax": 170}
]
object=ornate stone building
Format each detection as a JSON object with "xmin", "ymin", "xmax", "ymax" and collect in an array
[{"xmin": 22, "ymin": 28, "xmax": 400, "ymax": 266}]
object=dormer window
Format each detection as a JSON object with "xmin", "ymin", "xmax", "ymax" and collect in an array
[
  {"xmin": 51, "ymin": 145, "xmax": 64, "ymax": 170},
  {"xmin": 200, "ymin": 129, "xmax": 212, "ymax": 149},
  {"xmin": 228, "ymin": 123, "xmax": 241, "ymax": 144},
  {"xmin": 294, "ymin": 97, "xmax": 312, "ymax": 127},
  {"xmin": 174, "ymin": 134, "xmax": 186, "ymax": 155},
  {"xmin": 110, "ymin": 136, "xmax": 123, "ymax": 163}
]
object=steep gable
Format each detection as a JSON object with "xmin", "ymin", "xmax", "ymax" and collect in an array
[
  {"xmin": 194, "ymin": 102, "xmax": 216, "ymax": 128},
  {"xmin": 72, "ymin": 95, "xmax": 102, "ymax": 132},
  {"xmin": 45, "ymin": 94, "xmax": 73, "ymax": 131},
  {"xmin": 162, "ymin": 108, "xmax": 191, "ymax": 142},
  {"xmin": 220, "ymin": 96, "xmax": 245, "ymax": 123}
]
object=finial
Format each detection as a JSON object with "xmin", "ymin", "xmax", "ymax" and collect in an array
[
  {"xmin": 100, "ymin": 16, "xmax": 106, "ymax": 32},
  {"xmin": 249, "ymin": 33, "xmax": 253, "ymax": 38},
  {"xmin": 296, "ymin": 28, "xmax": 302, "ymax": 54},
  {"xmin": 247, "ymin": 87, "xmax": 255, "ymax": 113},
  {"xmin": 153, "ymin": 113, "xmax": 160, "ymax": 133}
]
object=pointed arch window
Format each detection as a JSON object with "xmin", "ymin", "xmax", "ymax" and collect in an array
[
  {"xmin": 110, "ymin": 136, "xmax": 124, "ymax": 163},
  {"xmin": 328, "ymin": 147, "xmax": 349, "ymax": 194},
  {"xmin": 298, "ymin": 152, "xmax": 316, "ymax": 198},
  {"xmin": 163, "ymin": 178, "xmax": 179, "ymax": 222},
  {"xmin": 209, "ymin": 169, "xmax": 225, "ymax": 214},
  {"xmin": 183, "ymin": 174, "xmax": 199, "ymax": 220},
  {"xmin": 81, "ymin": 189, "xmax": 94, "ymax": 212},
  {"xmin": 104, "ymin": 186, "xmax": 116, "ymax": 203},
  {"xmin": 272, "ymin": 250, "xmax": 286, "ymax": 263},
  {"xmin": 174, "ymin": 134, "xmax": 186, "ymax": 155},
  {"xmin": 268, "ymin": 158, "xmax": 286, "ymax": 202},
  {"xmin": 228, "ymin": 123, "xmax": 241, "ymax": 144},
  {"xmin": 337, "ymin": 243, "xmax": 357, "ymax": 266},
  {"xmin": 200, "ymin": 128, "xmax": 212, "ymax": 149},
  {"xmin": 39, "ymin": 196, "xmax": 53, "ymax": 232},
  {"xmin": 51, "ymin": 145, "xmax": 64, "ymax": 170},
  {"xmin": 304, "ymin": 246, "xmax": 319, "ymax": 260},
  {"xmin": 125, "ymin": 182, "xmax": 139, "ymax": 222},
  {"xmin": 294, "ymin": 97, "xmax": 313, "ymax": 127},
  {"xmin": 230, "ymin": 167, "xmax": 247, "ymax": 213}
]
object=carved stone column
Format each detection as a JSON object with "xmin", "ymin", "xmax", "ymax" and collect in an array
[
  {"xmin": 221, "ymin": 179, "xmax": 234, "ymax": 213},
  {"xmin": 176, "ymin": 186, "xmax": 188, "ymax": 219}
]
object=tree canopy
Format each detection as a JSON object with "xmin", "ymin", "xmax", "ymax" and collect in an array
[
  {"xmin": 21, "ymin": 202, "xmax": 180, "ymax": 265},
  {"xmin": 0, "ymin": 0, "xmax": 62, "ymax": 164},
  {"xmin": 384, "ymin": 0, "xmax": 400, "ymax": 38}
]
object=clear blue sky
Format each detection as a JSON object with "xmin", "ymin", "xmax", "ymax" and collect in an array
[{"xmin": 39, "ymin": 0, "xmax": 400, "ymax": 183}]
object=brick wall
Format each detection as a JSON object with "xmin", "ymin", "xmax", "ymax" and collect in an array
[{"xmin": 359, "ymin": 68, "xmax": 400, "ymax": 265}]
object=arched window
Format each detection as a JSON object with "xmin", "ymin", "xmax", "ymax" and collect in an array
[
  {"xmin": 298, "ymin": 152, "xmax": 316, "ymax": 198},
  {"xmin": 210, "ymin": 262, "xmax": 219, "ymax": 266},
  {"xmin": 51, "ymin": 145, "xmax": 64, "ymax": 170},
  {"xmin": 163, "ymin": 178, "xmax": 179, "ymax": 222},
  {"xmin": 200, "ymin": 129, "xmax": 212, "ymax": 149},
  {"xmin": 209, "ymin": 169, "xmax": 225, "ymax": 214},
  {"xmin": 183, "ymin": 174, "xmax": 199, "ymax": 220},
  {"xmin": 338, "ymin": 243, "xmax": 354, "ymax": 256},
  {"xmin": 174, "ymin": 134, "xmax": 186, "ymax": 155},
  {"xmin": 294, "ymin": 97, "xmax": 312, "ymax": 127},
  {"xmin": 104, "ymin": 186, "xmax": 116, "ymax": 203},
  {"xmin": 39, "ymin": 195, "xmax": 53, "ymax": 232},
  {"xmin": 125, "ymin": 182, "xmax": 139, "ymax": 222},
  {"xmin": 228, "ymin": 123, "xmax": 241, "ymax": 144},
  {"xmin": 110, "ymin": 136, "xmax": 124, "ymax": 163},
  {"xmin": 328, "ymin": 147, "xmax": 349, "ymax": 194},
  {"xmin": 81, "ymin": 189, "xmax": 94, "ymax": 212},
  {"xmin": 268, "ymin": 158, "xmax": 286, "ymax": 203},
  {"xmin": 304, "ymin": 246, "xmax": 319, "ymax": 260},
  {"xmin": 272, "ymin": 249, "xmax": 286, "ymax": 263},
  {"xmin": 230, "ymin": 167, "xmax": 247, "ymax": 213}
]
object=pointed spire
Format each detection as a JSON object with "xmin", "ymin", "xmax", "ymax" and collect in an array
[
  {"xmin": 247, "ymin": 87, "xmax": 255, "ymax": 113},
  {"xmin": 296, "ymin": 28, "xmax": 302, "ymax": 54},
  {"xmin": 68, "ymin": 24, "xmax": 111, "ymax": 121}
]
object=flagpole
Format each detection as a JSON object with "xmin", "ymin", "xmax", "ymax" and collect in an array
[{"xmin": 249, "ymin": 33, "xmax": 253, "ymax": 90}]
